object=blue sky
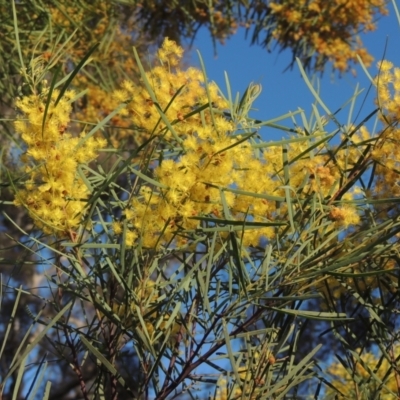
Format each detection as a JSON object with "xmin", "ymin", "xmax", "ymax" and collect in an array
[{"xmin": 188, "ymin": 2, "xmax": 400, "ymax": 140}]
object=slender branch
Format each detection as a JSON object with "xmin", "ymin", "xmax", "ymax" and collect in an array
[
  {"xmin": 56, "ymin": 263, "xmax": 89, "ymax": 400},
  {"xmin": 155, "ymin": 307, "xmax": 265, "ymax": 400}
]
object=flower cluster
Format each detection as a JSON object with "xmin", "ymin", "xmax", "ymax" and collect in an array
[
  {"xmin": 327, "ymin": 346, "xmax": 400, "ymax": 398},
  {"xmin": 112, "ymin": 38, "xmax": 361, "ymax": 249},
  {"xmin": 115, "ymin": 39, "xmax": 282, "ymax": 247},
  {"xmin": 369, "ymin": 60, "xmax": 400, "ymax": 205},
  {"xmin": 113, "ymin": 39, "xmax": 267, "ymax": 247},
  {"xmin": 375, "ymin": 60, "xmax": 400, "ymax": 122},
  {"xmin": 263, "ymin": 137, "xmax": 361, "ymax": 227},
  {"xmin": 113, "ymin": 38, "xmax": 226, "ymax": 139},
  {"xmin": 14, "ymin": 89, "xmax": 106, "ymax": 235},
  {"xmin": 269, "ymin": 0, "xmax": 387, "ymax": 71}
]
